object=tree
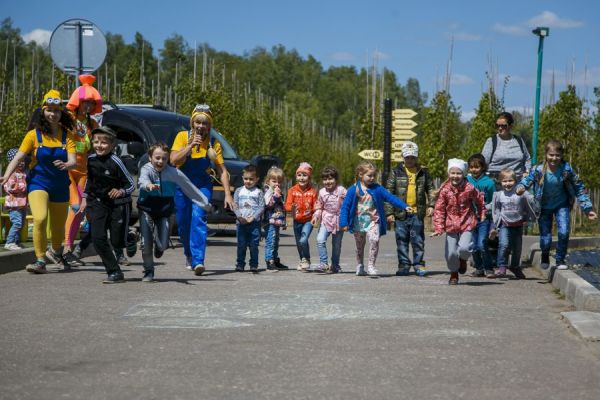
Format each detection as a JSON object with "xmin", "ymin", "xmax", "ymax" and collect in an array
[{"xmin": 462, "ymin": 90, "xmax": 501, "ymax": 158}]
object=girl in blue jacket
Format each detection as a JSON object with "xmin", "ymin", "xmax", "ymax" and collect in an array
[{"xmin": 340, "ymin": 161, "xmax": 412, "ymax": 276}]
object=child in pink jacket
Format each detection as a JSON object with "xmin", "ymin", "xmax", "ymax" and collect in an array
[
  {"xmin": 432, "ymin": 159, "xmax": 485, "ymax": 285},
  {"xmin": 2, "ymin": 148, "xmax": 28, "ymax": 250}
]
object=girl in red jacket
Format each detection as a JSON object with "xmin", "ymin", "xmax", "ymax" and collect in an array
[
  {"xmin": 285, "ymin": 162, "xmax": 318, "ymax": 271},
  {"xmin": 432, "ymin": 159, "xmax": 486, "ymax": 285}
]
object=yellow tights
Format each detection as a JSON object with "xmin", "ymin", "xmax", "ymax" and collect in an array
[{"xmin": 28, "ymin": 190, "xmax": 68, "ymax": 259}]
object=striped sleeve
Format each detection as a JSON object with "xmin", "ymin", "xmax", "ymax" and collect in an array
[{"xmin": 111, "ymin": 154, "xmax": 135, "ymax": 195}]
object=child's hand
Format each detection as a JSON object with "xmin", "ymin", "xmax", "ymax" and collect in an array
[
  {"xmin": 386, "ymin": 215, "xmax": 395, "ymax": 224},
  {"xmin": 246, "ymin": 216, "xmax": 254, "ymax": 223},
  {"xmin": 430, "ymin": 231, "xmax": 442, "ymax": 237},
  {"xmin": 78, "ymin": 198, "xmax": 87, "ymax": 215},
  {"xmin": 108, "ymin": 188, "xmax": 123, "ymax": 199},
  {"xmin": 426, "ymin": 207, "xmax": 434, "ymax": 217},
  {"xmin": 237, "ymin": 216, "xmax": 248, "ymax": 224},
  {"xmin": 588, "ymin": 211, "xmax": 598, "ymax": 221},
  {"xmin": 405, "ymin": 206, "xmax": 414, "ymax": 214},
  {"xmin": 146, "ymin": 183, "xmax": 160, "ymax": 191},
  {"xmin": 341, "ymin": 226, "xmax": 349, "ymax": 232},
  {"xmin": 291, "ymin": 204, "xmax": 297, "ymax": 218},
  {"xmin": 489, "ymin": 229, "xmax": 497, "ymax": 240},
  {"xmin": 515, "ymin": 187, "xmax": 525, "ymax": 195},
  {"xmin": 53, "ymin": 159, "xmax": 68, "ymax": 170}
]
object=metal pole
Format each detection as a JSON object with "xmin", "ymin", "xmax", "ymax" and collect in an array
[
  {"xmin": 383, "ymin": 98, "xmax": 392, "ymax": 184},
  {"xmin": 532, "ymin": 34, "xmax": 546, "ymax": 166},
  {"xmin": 76, "ymin": 21, "xmax": 83, "ymax": 85}
]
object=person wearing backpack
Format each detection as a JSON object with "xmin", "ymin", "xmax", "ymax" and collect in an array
[{"xmin": 481, "ymin": 112, "xmax": 531, "ymax": 187}]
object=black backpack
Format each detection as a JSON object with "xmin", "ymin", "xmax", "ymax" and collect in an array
[{"xmin": 490, "ymin": 134, "xmax": 526, "ymax": 161}]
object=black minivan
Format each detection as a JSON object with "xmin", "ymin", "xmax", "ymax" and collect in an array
[{"xmin": 98, "ymin": 104, "xmax": 279, "ymax": 224}]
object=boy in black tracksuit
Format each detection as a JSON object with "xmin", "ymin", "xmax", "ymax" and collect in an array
[{"xmin": 79, "ymin": 126, "xmax": 135, "ymax": 283}]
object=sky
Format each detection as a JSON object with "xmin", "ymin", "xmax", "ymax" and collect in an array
[{"xmin": 4, "ymin": 0, "xmax": 600, "ymax": 120}]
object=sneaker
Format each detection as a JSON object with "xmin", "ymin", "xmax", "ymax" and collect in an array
[
  {"xmin": 266, "ymin": 260, "xmax": 278, "ymax": 271},
  {"xmin": 194, "ymin": 264, "xmax": 205, "ymax": 276},
  {"xmin": 142, "ymin": 270, "xmax": 155, "ymax": 283},
  {"xmin": 395, "ymin": 266, "xmax": 410, "ymax": 276},
  {"xmin": 126, "ymin": 231, "xmax": 138, "ymax": 258},
  {"xmin": 63, "ymin": 251, "xmax": 83, "ymax": 268},
  {"xmin": 366, "ymin": 266, "xmax": 379, "ymax": 276},
  {"xmin": 3, "ymin": 243, "xmax": 21, "ymax": 251},
  {"xmin": 25, "ymin": 260, "xmax": 47, "ymax": 274},
  {"xmin": 327, "ymin": 265, "xmax": 341, "ymax": 274},
  {"xmin": 300, "ymin": 258, "xmax": 311, "ymax": 271},
  {"xmin": 448, "ymin": 272, "xmax": 459, "ymax": 285},
  {"xmin": 72, "ymin": 244, "xmax": 83, "ymax": 259},
  {"xmin": 185, "ymin": 257, "xmax": 193, "ymax": 271},
  {"xmin": 495, "ymin": 266, "xmax": 507, "ymax": 277},
  {"xmin": 45, "ymin": 249, "xmax": 63, "ymax": 265},
  {"xmin": 313, "ymin": 263, "xmax": 328, "ymax": 273},
  {"xmin": 250, "ymin": 266, "xmax": 258, "ymax": 274},
  {"xmin": 103, "ymin": 272, "xmax": 125, "ymax": 284},
  {"xmin": 470, "ymin": 269, "xmax": 485, "ymax": 277},
  {"xmin": 154, "ymin": 246, "xmax": 164, "ymax": 259},
  {"xmin": 274, "ymin": 258, "xmax": 288, "ymax": 270},
  {"xmin": 117, "ymin": 255, "xmax": 130, "ymax": 266},
  {"xmin": 509, "ymin": 267, "xmax": 526, "ymax": 279},
  {"xmin": 356, "ymin": 264, "xmax": 366, "ymax": 276},
  {"xmin": 485, "ymin": 270, "xmax": 496, "ymax": 278},
  {"xmin": 540, "ymin": 263, "xmax": 550, "ymax": 270},
  {"xmin": 415, "ymin": 265, "xmax": 429, "ymax": 277},
  {"xmin": 458, "ymin": 259, "xmax": 467, "ymax": 275},
  {"xmin": 556, "ymin": 264, "xmax": 569, "ymax": 270},
  {"xmin": 235, "ymin": 265, "xmax": 245, "ymax": 272}
]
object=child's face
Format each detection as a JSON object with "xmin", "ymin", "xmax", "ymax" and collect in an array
[
  {"xmin": 501, "ymin": 176, "xmax": 516, "ymax": 191},
  {"xmin": 469, "ymin": 162, "xmax": 483, "ymax": 178},
  {"xmin": 403, "ymin": 156, "xmax": 417, "ymax": 168},
  {"xmin": 243, "ymin": 172, "xmax": 258, "ymax": 189},
  {"xmin": 92, "ymin": 134, "xmax": 114, "ymax": 156},
  {"xmin": 267, "ymin": 177, "xmax": 281, "ymax": 189},
  {"xmin": 360, "ymin": 168, "xmax": 376, "ymax": 186},
  {"xmin": 150, "ymin": 148, "xmax": 169, "ymax": 171},
  {"xmin": 322, "ymin": 176, "xmax": 337, "ymax": 190},
  {"xmin": 296, "ymin": 172, "xmax": 310, "ymax": 188},
  {"xmin": 546, "ymin": 149, "xmax": 562, "ymax": 168},
  {"xmin": 449, "ymin": 168, "xmax": 464, "ymax": 186}
]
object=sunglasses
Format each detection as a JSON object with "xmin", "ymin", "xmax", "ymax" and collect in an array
[
  {"xmin": 495, "ymin": 123, "xmax": 509, "ymax": 129},
  {"xmin": 194, "ymin": 104, "xmax": 211, "ymax": 113}
]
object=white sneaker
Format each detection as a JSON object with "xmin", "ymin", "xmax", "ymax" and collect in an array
[
  {"xmin": 366, "ymin": 266, "xmax": 379, "ymax": 276},
  {"xmin": 45, "ymin": 249, "xmax": 63, "ymax": 264},
  {"xmin": 185, "ymin": 257, "xmax": 193, "ymax": 271},
  {"xmin": 4, "ymin": 243, "xmax": 21, "ymax": 251},
  {"xmin": 556, "ymin": 264, "xmax": 569, "ymax": 270},
  {"xmin": 300, "ymin": 258, "xmax": 310, "ymax": 271},
  {"xmin": 356, "ymin": 264, "xmax": 366, "ymax": 276}
]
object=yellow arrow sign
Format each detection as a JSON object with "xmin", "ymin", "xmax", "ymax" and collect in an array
[
  {"xmin": 392, "ymin": 109, "xmax": 417, "ymax": 119},
  {"xmin": 392, "ymin": 119, "xmax": 418, "ymax": 129},
  {"xmin": 391, "ymin": 129, "xmax": 417, "ymax": 140},
  {"xmin": 358, "ymin": 149, "xmax": 383, "ymax": 160},
  {"xmin": 391, "ymin": 152, "xmax": 404, "ymax": 162},
  {"xmin": 392, "ymin": 141, "xmax": 409, "ymax": 151}
]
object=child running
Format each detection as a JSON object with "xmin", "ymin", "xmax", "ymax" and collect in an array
[
  {"xmin": 263, "ymin": 166, "xmax": 288, "ymax": 271},
  {"xmin": 311, "ymin": 166, "xmax": 347, "ymax": 273},
  {"xmin": 340, "ymin": 161, "xmax": 411, "ymax": 276},
  {"xmin": 285, "ymin": 162, "xmax": 318, "ymax": 271},
  {"xmin": 490, "ymin": 168, "xmax": 536, "ymax": 279},
  {"xmin": 233, "ymin": 165, "xmax": 265, "ymax": 273},
  {"xmin": 78, "ymin": 126, "xmax": 135, "ymax": 283},
  {"xmin": 517, "ymin": 140, "xmax": 597, "ymax": 270},
  {"xmin": 432, "ymin": 159, "xmax": 486, "ymax": 285},
  {"xmin": 466, "ymin": 154, "xmax": 496, "ymax": 278},
  {"xmin": 137, "ymin": 143, "xmax": 211, "ymax": 282},
  {"xmin": 2, "ymin": 148, "xmax": 27, "ymax": 250}
]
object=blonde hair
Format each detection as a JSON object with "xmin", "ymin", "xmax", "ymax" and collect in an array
[
  {"xmin": 356, "ymin": 161, "xmax": 376, "ymax": 180},
  {"xmin": 540, "ymin": 139, "xmax": 564, "ymax": 186},
  {"xmin": 498, "ymin": 168, "xmax": 516, "ymax": 182},
  {"xmin": 264, "ymin": 166, "xmax": 285, "ymax": 186}
]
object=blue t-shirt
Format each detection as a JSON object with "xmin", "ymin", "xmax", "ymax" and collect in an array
[{"xmin": 542, "ymin": 170, "xmax": 569, "ymax": 210}]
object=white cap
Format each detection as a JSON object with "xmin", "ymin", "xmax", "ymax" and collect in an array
[
  {"xmin": 447, "ymin": 158, "xmax": 467, "ymax": 175},
  {"xmin": 401, "ymin": 141, "xmax": 418, "ymax": 158}
]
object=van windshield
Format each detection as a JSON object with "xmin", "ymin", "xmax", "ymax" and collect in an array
[{"xmin": 146, "ymin": 118, "xmax": 239, "ymax": 160}]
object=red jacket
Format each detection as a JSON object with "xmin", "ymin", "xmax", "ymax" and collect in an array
[
  {"xmin": 433, "ymin": 180, "xmax": 485, "ymax": 234},
  {"xmin": 284, "ymin": 184, "xmax": 318, "ymax": 223}
]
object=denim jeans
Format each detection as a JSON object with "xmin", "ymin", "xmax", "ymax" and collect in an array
[
  {"xmin": 538, "ymin": 206, "xmax": 570, "ymax": 264},
  {"xmin": 7, "ymin": 209, "xmax": 25, "ymax": 245},
  {"xmin": 139, "ymin": 211, "xmax": 169, "ymax": 272},
  {"xmin": 236, "ymin": 220, "xmax": 261, "ymax": 268},
  {"xmin": 472, "ymin": 219, "xmax": 493, "ymax": 271},
  {"xmin": 497, "ymin": 225, "xmax": 523, "ymax": 268},
  {"xmin": 316, "ymin": 224, "xmax": 344, "ymax": 266},
  {"xmin": 293, "ymin": 221, "xmax": 313, "ymax": 261},
  {"xmin": 264, "ymin": 224, "xmax": 280, "ymax": 262},
  {"xmin": 394, "ymin": 214, "xmax": 425, "ymax": 270}
]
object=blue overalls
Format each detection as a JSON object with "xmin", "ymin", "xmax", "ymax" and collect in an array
[
  {"xmin": 27, "ymin": 129, "xmax": 70, "ymax": 202},
  {"xmin": 175, "ymin": 132, "xmax": 214, "ymax": 267}
]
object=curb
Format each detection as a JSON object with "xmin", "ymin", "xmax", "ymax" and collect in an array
[{"xmin": 529, "ymin": 237, "xmax": 600, "ymax": 313}]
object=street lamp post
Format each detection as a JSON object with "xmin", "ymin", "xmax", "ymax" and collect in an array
[{"xmin": 531, "ymin": 26, "xmax": 549, "ymax": 166}]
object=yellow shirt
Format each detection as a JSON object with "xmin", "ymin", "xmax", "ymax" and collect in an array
[
  {"xmin": 405, "ymin": 166, "xmax": 418, "ymax": 213},
  {"xmin": 19, "ymin": 129, "xmax": 76, "ymax": 169},
  {"xmin": 171, "ymin": 130, "xmax": 225, "ymax": 167}
]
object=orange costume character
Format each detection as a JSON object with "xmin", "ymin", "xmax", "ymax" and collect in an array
[{"xmin": 63, "ymin": 74, "xmax": 102, "ymax": 264}]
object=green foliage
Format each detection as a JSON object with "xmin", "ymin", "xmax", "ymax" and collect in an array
[{"xmin": 463, "ymin": 91, "xmax": 500, "ymax": 158}]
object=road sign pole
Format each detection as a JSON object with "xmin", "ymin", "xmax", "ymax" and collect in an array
[
  {"xmin": 76, "ymin": 21, "xmax": 83, "ymax": 83},
  {"xmin": 383, "ymin": 98, "xmax": 392, "ymax": 184}
]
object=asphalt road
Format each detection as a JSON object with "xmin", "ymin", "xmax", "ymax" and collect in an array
[{"xmin": 1, "ymin": 230, "xmax": 599, "ymax": 400}]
